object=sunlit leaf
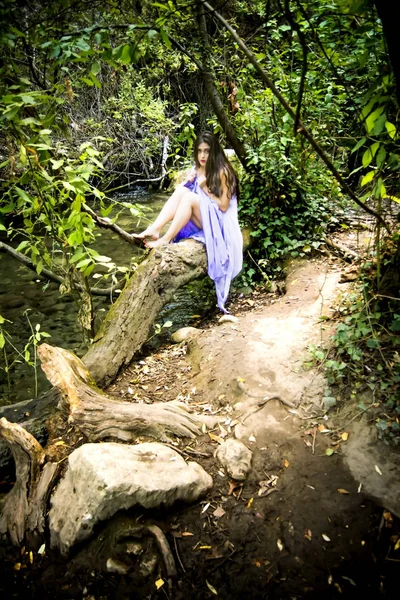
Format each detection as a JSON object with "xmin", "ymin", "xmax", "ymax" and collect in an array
[{"xmin": 206, "ymin": 580, "xmax": 218, "ymax": 595}]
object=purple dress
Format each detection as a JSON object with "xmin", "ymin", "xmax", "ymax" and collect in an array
[{"xmin": 173, "ymin": 176, "xmax": 243, "ymax": 312}]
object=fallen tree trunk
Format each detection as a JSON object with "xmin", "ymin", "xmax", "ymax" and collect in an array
[
  {"xmin": 38, "ymin": 343, "xmax": 202, "ymax": 441},
  {"xmin": 83, "ymin": 239, "xmax": 208, "ymax": 387}
]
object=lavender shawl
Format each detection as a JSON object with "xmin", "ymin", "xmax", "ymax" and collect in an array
[{"xmin": 173, "ymin": 177, "xmax": 243, "ymax": 312}]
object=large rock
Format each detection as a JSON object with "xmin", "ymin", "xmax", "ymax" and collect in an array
[
  {"xmin": 216, "ymin": 438, "xmax": 252, "ymax": 481},
  {"xmin": 49, "ymin": 442, "xmax": 213, "ymax": 554},
  {"xmin": 342, "ymin": 419, "xmax": 400, "ymax": 517},
  {"xmin": 171, "ymin": 327, "xmax": 200, "ymax": 343}
]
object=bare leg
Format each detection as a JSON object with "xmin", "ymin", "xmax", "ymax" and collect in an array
[
  {"xmin": 145, "ymin": 192, "xmax": 202, "ymax": 248},
  {"xmin": 133, "ymin": 186, "xmax": 189, "ymax": 239}
]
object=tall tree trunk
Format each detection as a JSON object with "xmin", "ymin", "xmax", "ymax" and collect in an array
[
  {"xmin": 196, "ymin": 2, "xmax": 247, "ymax": 168},
  {"xmin": 374, "ymin": 1, "xmax": 400, "ymax": 105}
]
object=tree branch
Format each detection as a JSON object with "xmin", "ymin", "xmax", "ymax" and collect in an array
[
  {"xmin": 283, "ymin": 0, "xmax": 308, "ymax": 134},
  {"xmin": 0, "ymin": 241, "xmax": 120, "ymax": 297}
]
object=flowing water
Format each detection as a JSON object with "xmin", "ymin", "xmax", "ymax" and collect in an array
[{"xmin": 0, "ymin": 190, "xmax": 216, "ymax": 405}]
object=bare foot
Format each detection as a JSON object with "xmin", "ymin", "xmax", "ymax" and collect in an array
[
  {"xmin": 144, "ymin": 237, "xmax": 170, "ymax": 249},
  {"xmin": 132, "ymin": 227, "xmax": 159, "ymax": 240}
]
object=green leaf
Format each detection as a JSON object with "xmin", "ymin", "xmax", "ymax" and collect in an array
[
  {"xmin": 14, "ymin": 187, "xmax": 32, "ymax": 204},
  {"xmin": 50, "ymin": 158, "xmax": 64, "ymax": 170},
  {"xmin": 119, "ymin": 44, "xmax": 132, "ymax": 64},
  {"xmin": 75, "ymin": 257, "xmax": 93, "ymax": 269},
  {"xmin": 94, "ymin": 254, "xmax": 112, "ymax": 263},
  {"xmin": 159, "ymin": 27, "xmax": 172, "ymax": 49},
  {"xmin": 20, "ymin": 94, "xmax": 37, "ymax": 105},
  {"xmin": 325, "ymin": 448, "xmax": 335, "ymax": 456},
  {"xmin": 1, "ymin": 105, "xmax": 21, "ymax": 121},
  {"xmin": 351, "ymin": 137, "xmax": 366, "ymax": 153},
  {"xmin": 385, "ymin": 121, "xmax": 397, "ymax": 139},
  {"xmin": 361, "ymin": 171, "xmax": 375, "ymax": 187},
  {"xmin": 362, "ymin": 142, "xmax": 380, "ymax": 168},
  {"xmin": 0, "ymin": 224, "xmax": 7, "ymax": 231},
  {"xmin": 376, "ymin": 146, "xmax": 387, "ymax": 168},
  {"xmin": 91, "ymin": 61, "xmax": 100, "ymax": 75},
  {"xmin": 16, "ymin": 240, "xmax": 30, "ymax": 252},
  {"xmin": 0, "ymin": 333, "xmax": 5, "ymax": 349},
  {"xmin": 365, "ymin": 107, "xmax": 384, "ymax": 134},
  {"xmin": 90, "ymin": 73, "xmax": 101, "ymax": 88}
]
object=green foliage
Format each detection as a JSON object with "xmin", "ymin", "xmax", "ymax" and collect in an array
[
  {"xmin": 325, "ymin": 286, "xmax": 400, "ymax": 443},
  {"xmin": 0, "ymin": 312, "xmax": 51, "ymax": 400}
]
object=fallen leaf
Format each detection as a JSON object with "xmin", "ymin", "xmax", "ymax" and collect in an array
[
  {"xmin": 342, "ymin": 575, "xmax": 356, "ymax": 586},
  {"xmin": 325, "ymin": 448, "xmax": 335, "ymax": 456},
  {"xmin": 341, "ymin": 432, "xmax": 349, "ymax": 441},
  {"xmin": 277, "ymin": 539, "xmax": 284, "ymax": 552},
  {"xmin": 254, "ymin": 560, "xmax": 262, "ymax": 568},
  {"xmin": 208, "ymin": 432, "xmax": 224, "ymax": 444},
  {"xmin": 182, "ymin": 531, "xmax": 194, "ymax": 537},
  {"xmin": 54, "ymin": 440, "xmax": 67, "ymax": 446},
  {"xmin": 248, "ymin": 434, "xmax": 256, "ymax": 442},
  {"xmin": 206, "ymin": 580, "xmax": 218, "ymax": 595},
  {"xmin": 318, "ymin": 424, "xmax": 330, "ymax": 433},
  {"xmin": 375, "ymin": 464, "xmax": 383, "ymax": 475},
  {"xmin": 199, "ymin": 545, "xmax": 212, "ymax": 550},
  {"xmin": 29, "ymin": 551, "xmax": 33, "ymax": 564},
  {"xmin": 201, "ymin": 502, "xmax": 210, "ymax": 513},
  {"xmin": 213, "ymin": 506, "xmax": 226, "ymax": 518},
  {"xmin": 155, "ymin": 578, "xmax": 164, "ymax": 590},
  {"xmin": 304, "ymin": 529, "xmax": 312, "ymax": 542},
  {"xmin": 246, "ymin": 497, "xmax": 254, "ymax": 509},
  {"xmin": 338, "ymin": 488, "xmax": 350, "ymax": 495},
  {"xmin": 201, "ymin": 422, "xmax": 207, "ymax": 433},
  {"xmin": 127, "ymin": 386, "xmax": 134, "ymax": 394},
  {"xmin": 322, "ymin": 534, "xmax": 331, "ymax": 542},
  {"xmin": 227, "ymin": 481, "xmax": 242, "ymax": 495},
  {"xmin": 395, "ymin": 539, "xmax": 400, "ymax": 551},
  {"xmin": 141, "ymin": 365, "xmax": 150, "ymax": 374},
  {"xmin": 37, "ymin": 544, "xmax": 45, "ymax": 556},
  {"xmin": 219, "ymin": 425, "xmax": 228, "ymax": 438},
  {"xmin": 284, "ymin": 459, "xmax": 290, "ymax": 468},
  {"xmin": 357, "ymin": 482, "xmax": 362, "ymax": 493},
  {"xmin": 14, "ymin": 563, "xmax": 21, "ymax": 571}
]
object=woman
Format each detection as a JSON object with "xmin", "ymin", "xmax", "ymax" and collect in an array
[{"xmin": 134, "ymin": 132, "xmax": 243, "ymax": 312}]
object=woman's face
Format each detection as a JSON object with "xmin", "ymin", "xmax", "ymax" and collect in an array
[{"xmin": 197, "ymin": 142, "xmax": 210, "ymax": 167}]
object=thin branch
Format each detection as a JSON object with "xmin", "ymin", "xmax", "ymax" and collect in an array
[
  {"xmin": 0, "ymin": 241, "xmax": 119, "ymax": 297},
  {"xmin": 201, "ymin": 0, "xmax": 390, "ymax": 231},
  {"xmin": 283, "ymin": 0, "xmax": 308, "ymax": 134},
  {"xmin": 81, "ymin": 203, "xmax": 144, "ymax": 247}
]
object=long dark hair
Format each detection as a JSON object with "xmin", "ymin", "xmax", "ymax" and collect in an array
[{"xmin": 194, "ymin": 132, "xmax": 239, "ymax": 199}]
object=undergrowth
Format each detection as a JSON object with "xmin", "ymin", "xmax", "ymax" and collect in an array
[{"xmin": 314, "ymin": 277, "xmax": 400, "ymax": 445}]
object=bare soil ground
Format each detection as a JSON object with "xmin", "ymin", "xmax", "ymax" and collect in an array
[{"xmin": 1, "ymin": 250, "xmax": 399, "ymax": 599}]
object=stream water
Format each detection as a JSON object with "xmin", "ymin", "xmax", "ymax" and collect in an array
[{"xmin": 0, "ymin": 190, "xmax": 216, "ymax": 406}]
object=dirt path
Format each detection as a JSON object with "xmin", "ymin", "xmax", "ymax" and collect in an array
[
  {"xmin": 108, "ymin": 256, "xmax": 399, "ymax": 599},
  {"xmin": 1, "ymin": 256, "xmax": 399, "ymax": 599}
]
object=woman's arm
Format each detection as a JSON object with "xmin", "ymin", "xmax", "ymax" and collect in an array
[{"xmin": 199, "ymin": 170, "xmax": 231, "ymax": 212}]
